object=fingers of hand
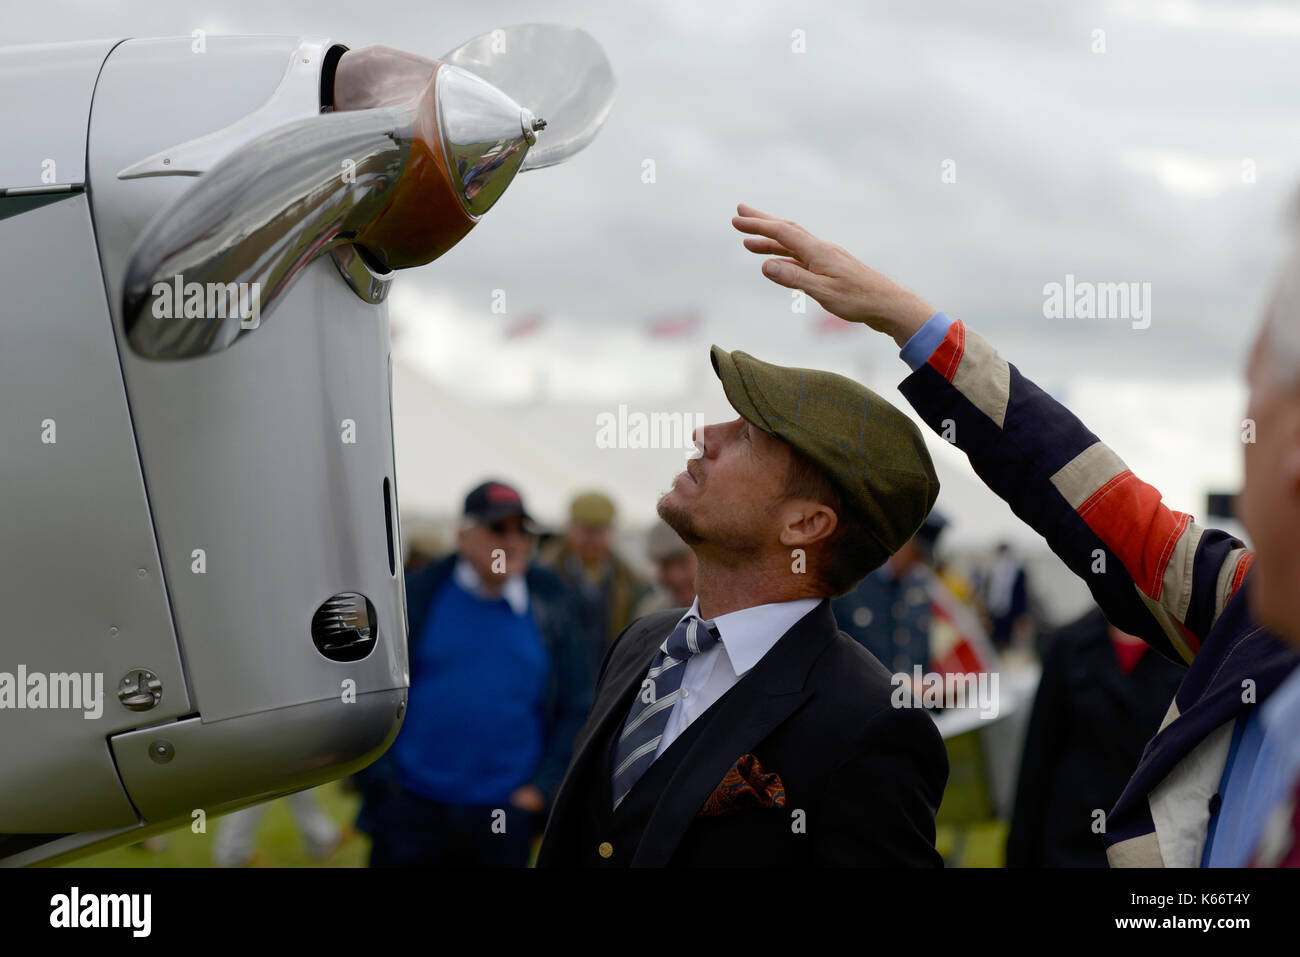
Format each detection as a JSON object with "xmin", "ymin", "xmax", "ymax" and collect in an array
[
  {"xmin": 733, "ymin": 216, "xmax": 815, "ymax": 260},
  {"xmin": 736, "ymin": 202, "xmax": 784, "ymax": 221},
  {"xmin": 742, "ymin": 236, "xmax": 795, "ymax": 257},
  {"xmin": 731, "ymin": 214, "xmax": 775, "ymax": 237},
  {"xmin": 762, "ymin": 257, "xmax": 820, "ymax": 290}
]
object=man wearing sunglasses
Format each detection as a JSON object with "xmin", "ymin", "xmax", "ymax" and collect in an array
[{"xmin": 356, "ymin": 480, "xmax": 590, "ymax": 867}]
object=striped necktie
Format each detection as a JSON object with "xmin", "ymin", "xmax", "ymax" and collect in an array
[{"xmin": 611, "ymin": 614, "xmax": 721, "ymax": 811}]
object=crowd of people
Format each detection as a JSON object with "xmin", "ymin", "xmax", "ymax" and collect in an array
[
  {"xmin": 223, "ymin": 472, "xmax": 1171, "ymax": 869},
  {"xmin": 205, "ymin": 472, "xmax": 1221, "ymax": 869},
  {"xmin": 344, "ymin": 481, "xmax": 1042, "ymax": 866}
]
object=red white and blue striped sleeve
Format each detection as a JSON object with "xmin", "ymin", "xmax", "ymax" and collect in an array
[{"xmin": 897, "ymin": 313, "xmax": 1252, "ymax": 665}]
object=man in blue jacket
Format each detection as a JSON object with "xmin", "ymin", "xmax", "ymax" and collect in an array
[{"xmin": 357, "ymin": 480, "xmax": 590, "ymax": 867}]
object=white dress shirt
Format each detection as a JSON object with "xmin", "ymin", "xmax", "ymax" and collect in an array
[
  {"xmin": 452, "ymin": 557, "xmax": 529, "ymax": 616},
  {"xmin": 652, "ymin": 596, "xmax": 821, "ymax": 759}
]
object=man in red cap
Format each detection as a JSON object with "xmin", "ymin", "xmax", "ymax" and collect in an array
[{"xmin": 356, "ymin": 480, "xmax": 589, "ymax": 867}]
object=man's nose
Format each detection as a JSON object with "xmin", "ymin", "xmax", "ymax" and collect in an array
[{"xmin": 693, "ymin": 421, "xmax": 724, "ymax": 456}]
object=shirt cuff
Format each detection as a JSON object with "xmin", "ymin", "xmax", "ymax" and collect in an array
[{"xmin": 899, "ymin": 312, "xmax": 954, "ymax": 372}]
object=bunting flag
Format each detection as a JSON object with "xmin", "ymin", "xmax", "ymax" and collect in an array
[
  {"xmin": 927, "ymin": 570, "xmax": 1001, "ymax": 677},
  {"xmin": 503, "ymin": 312, "xmax": 545, "ymax": 340},
  {"xmin": 645, "ymin": 308, "xmax": 700, "ymax": 338}
]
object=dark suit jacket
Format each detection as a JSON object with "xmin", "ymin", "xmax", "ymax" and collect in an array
[
  {"xmin": 1006, "ymin": 607, "xmax": 1186, "ymax": 867},
  {"xmin": 536, "ymin": 599, "xmax": 949, "ymax": 866}
]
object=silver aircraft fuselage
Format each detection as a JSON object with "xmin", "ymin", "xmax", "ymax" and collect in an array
[{"xmin": 0, "ymin": 28, "xmax": 614, "ymax": 865}]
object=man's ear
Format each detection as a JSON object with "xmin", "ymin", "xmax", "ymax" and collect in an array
[{"xmin": 777, "ymin": 500, "xmax": 838, "ymax": 548}]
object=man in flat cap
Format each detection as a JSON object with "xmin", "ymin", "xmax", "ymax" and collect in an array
[
  {"xmin": 540, "ymin": 491, "xmax": 651, "ymax": 692},
  {"xmin": 537, "ymin": 330, "xmax": 948, "ymax": 866}
]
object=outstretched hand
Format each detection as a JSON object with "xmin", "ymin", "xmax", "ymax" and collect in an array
[{"xmin": 731, "ymin": 203, "xmax": 936, "ymax": 347}]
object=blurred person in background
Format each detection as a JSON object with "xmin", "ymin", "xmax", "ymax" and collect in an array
[
  {"xmin": 212, "ymin": 788, "xmax": 344, "ymax": 867},
  {"xmin": 934, "ymin": 555, "xmax": 978, "ymax": 606},
  {"xmin": 982, "ymin": 542, "xmax": 1030, "ymax": 651},
  {"xmin": 832, "ymin": 508, "xmax": 947, "ymax": 675},
  {"xmin": 1006, "ymin": 607, "xmax": 1186, "ymax": 867},
  {"xmin": 402, "ymin": 519, "xmax": 447, "ymax": 575},
  {"xmin": 733, "ymin": 200, "xmax": 1300, "ymax": 867},
  {"xmin": 355, "ymin": 480, "xmax": 590, "ymax": 867},
  {"xmin": 634, "ymin": 519, "xmax": 698, "ymax": 617},
  {"xmin": 339, "ymin": 519, "xmax": 447, "ymax": 804},
  {"xmin": 540, "ymin": 490, "xmax": 650, "ymax": 689}
]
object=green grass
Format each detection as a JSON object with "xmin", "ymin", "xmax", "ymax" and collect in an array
[
  {"xmin": 932, "ymin": 728, "xmax": 1008, "ymax": 867},
  {"xmin": 63, "ymin": 738, "xmax": 1010, "ymax": 868},
  {"xmin": 64, "ymin": 779, "xmax": 371, "ymax": 868},
  {"xmin": 937, "ymin": 820, "xmax": 1009, "ymax": 867}
]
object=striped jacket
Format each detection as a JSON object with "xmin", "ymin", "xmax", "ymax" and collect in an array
[{"xmin": 897, "ymin": 316, "xmax": 1300, "ymax": 867}]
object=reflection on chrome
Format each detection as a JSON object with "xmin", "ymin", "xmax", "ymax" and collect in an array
[
  {"xmin": 121, "ymin": 59, "xmax": 544, "ymax": 360},
  {"xmin": 122, "ymin": 105, "xmax": 416, "ymax": 359},
  {"xmin": 436, "ymin": 65, "xmax": 539, "ymax": 218},
  {"xmin": 330, "ymin": 243, "xmax": 394, "ymax": 306},
  {"xmin": 115, "ymin": 27, "xmax": 619, "ymax": 361}
]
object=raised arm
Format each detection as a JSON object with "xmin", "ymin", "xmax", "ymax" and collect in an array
[{"xmin": 732, "ymin": 203, "xmax": 1251, "ymax": 665}]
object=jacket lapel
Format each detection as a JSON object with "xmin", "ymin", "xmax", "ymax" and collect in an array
[
  {"xmin": 630, "ymin": 599, "xmax": 836, "ymax": 867},
  {"xmin": 545, "ymin": 614, "xmax": 677, "ymax": 827}
]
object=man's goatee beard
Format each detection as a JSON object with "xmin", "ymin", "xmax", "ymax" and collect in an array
[{"xmin": 657, "ymin": 495, "xmax": 703, "ymax": 546}]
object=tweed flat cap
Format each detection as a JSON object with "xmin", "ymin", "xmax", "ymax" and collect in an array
[
  {"xmin": 709, "ymin": 345, "xmax": 939, "ymax": 555},
  {"xmin": 570, "ymin": 490, "xmax": 616, "ymax": 528}
]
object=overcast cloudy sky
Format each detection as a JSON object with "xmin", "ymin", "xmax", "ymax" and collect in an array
[{"xmin": 9, "ymin": 0, "xmax": 1300, "ymax": 544}]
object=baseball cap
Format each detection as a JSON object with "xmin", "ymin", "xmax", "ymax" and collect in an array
[{"xmin": 463, "ymin": 480, "xmax": 536, "ymax": 530}]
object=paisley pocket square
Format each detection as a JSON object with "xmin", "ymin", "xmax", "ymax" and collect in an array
[{"xmin": 698, "ymin": 753, "xmax": 786, "ymax": 818}]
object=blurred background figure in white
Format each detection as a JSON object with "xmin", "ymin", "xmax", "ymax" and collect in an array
[
  {"xmin": 212, "ymin": 788, "xmax": 343, "ymax": 867},
  {"xmin": 981, "ymin": 542, "xmax": 1031, "ymax": 652}
]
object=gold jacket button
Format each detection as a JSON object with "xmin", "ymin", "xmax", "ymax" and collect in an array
[{"xmin": 598, "ymin": 841, "xmax": 614, "ymax": 859}]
